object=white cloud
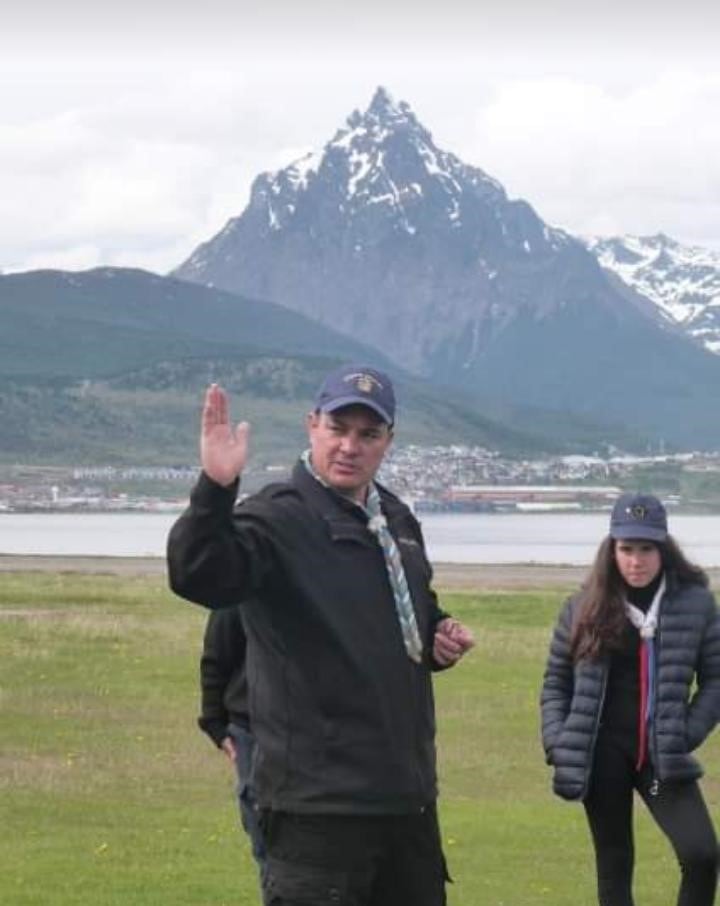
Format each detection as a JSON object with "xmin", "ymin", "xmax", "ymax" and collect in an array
[
  {"xmin": 1, "ymin": 4, "xmax": 719, "ymax": 273},
  {"xmin": 469, "ymin": 73, "xmax": 720, "ymax": 248}
]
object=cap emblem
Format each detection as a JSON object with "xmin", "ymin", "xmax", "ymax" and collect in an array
[
  {"xmin": 345, "ymin": 372, "xmax": 382, "ymax": 395},
  {"xmin": 629, "ymin": 504, "xmax": 648, "ymax": 520}
]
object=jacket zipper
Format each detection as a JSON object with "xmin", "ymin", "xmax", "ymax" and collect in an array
[{"xmin": 648, "ymin": 622, "xmax": 661, "ymax": 796}]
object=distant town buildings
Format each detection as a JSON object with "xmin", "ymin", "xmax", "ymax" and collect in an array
[{"xmin": 0, "ymin": 448, "xmax": 719, "ymax": 513}]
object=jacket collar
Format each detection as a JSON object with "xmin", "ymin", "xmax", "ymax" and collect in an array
[
  {"xmin": 289, "ymin": 458, "xmax": 408, "ymax": 524},
  {"xmin": 290, "ymin": 458, "xmax": 368, "ymax": 521}
]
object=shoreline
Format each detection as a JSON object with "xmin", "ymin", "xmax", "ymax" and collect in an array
[
  {"xmin": 0, "ymin": 553, "xmax": 604, "ymax": 590},
  {"xmin": 3, "ymin": 554, "xmax": 719, "ymax": 591}
]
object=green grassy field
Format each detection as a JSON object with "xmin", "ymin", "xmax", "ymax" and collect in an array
[{"xmin": 2, "ymin": 572, "xmax": 720, "ymax": 905}]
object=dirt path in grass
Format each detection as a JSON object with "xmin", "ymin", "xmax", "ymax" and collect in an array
[
  {"xmin": 2, "ymin": 554, "xmax": 718, "ymax": 592},
  {"xmin": 0, "ymin": 554, "xmax": 588, "ymax": 589}
]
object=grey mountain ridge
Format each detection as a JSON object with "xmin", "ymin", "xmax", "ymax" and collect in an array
[
  {"xmin": 173, "ymin": 87, "xmax": 720, "ymax": 450},
  {"xmin": 7, "ymin": 89, "xmax": 720, "ymax": 461},
  {"xmin": 0, "ymin": 266, "xmax": 551, "ymax": 463}
]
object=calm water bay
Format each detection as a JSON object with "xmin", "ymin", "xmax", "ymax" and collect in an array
[{"xmin": 2, "ymin": 511, "xmax": 720, "ymax": 565}]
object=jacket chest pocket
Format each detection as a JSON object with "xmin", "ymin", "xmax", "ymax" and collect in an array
[
  {"xmin": 323, "ymin": 515, "xmax": 433, "ymax": 626},
  {"xmin": 325, "ymin": 517, "xmax": 377, "ymax": 551}
]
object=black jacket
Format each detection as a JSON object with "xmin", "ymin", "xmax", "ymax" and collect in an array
[
  {"xmin": 541, "ymin": 575, "xmax": 720, "ymax": 801},
  {"xmin": 168, "ymin": 462, "xmax": 447, "ymax": 815},
  {"xmin": 198, "ymin": 605, "xmax": 249, "ymax": 747}
]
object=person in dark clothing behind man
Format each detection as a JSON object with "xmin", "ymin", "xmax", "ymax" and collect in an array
[
  {"xmin": 198, "ymin": 606, "xmax": 265, "ymax": 874},
  {"xmin": 167, "ymin": 363, "xmax": 474, "ymax": 906},
  {"xmin": 541, "ymin": 492, "xmax": 720, "ymax": 906}
]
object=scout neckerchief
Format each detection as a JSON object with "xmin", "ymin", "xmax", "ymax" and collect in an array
[
  {"xmin": 624, "ymin": 574, "xmax": 665, "ymax": 770},
  {"xmin": 301, "ymin": 450, "xmax": 423, "ymax": 664}
]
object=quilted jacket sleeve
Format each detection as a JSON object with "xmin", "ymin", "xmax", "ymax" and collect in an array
[
  {"xmin": 540, "ymin": 597, "xmax": 576, "ymax": 763},
  {"xmin": 686, "ymin": 590, "xmax": 720, "ymax": 751}
]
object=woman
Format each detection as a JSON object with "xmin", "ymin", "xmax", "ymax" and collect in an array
[{"xmin": 541, "ymin": 492, "xmax": 720, "ymax": 906}]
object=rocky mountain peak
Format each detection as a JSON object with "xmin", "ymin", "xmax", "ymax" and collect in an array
[
  {"xmin": 183, "ymin": 87, "xmax": 574, "ymax": 273},
  {"xmin": 359, "ymin": 85, "xmax": 418, "ymax": 128},
  {"xmin": 174, "ymin": 86, "xmax": 591, "ymax": 373},
  {"xmin": 332, "ymin": 86, "xmax": 431, "ymax": 164}
]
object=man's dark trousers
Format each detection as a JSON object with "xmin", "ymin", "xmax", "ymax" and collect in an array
[{"xmin": 260, "ymin": 805, "xmax": 449, "ymax": 905}]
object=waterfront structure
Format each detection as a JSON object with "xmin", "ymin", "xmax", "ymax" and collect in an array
[{"xmin": 442, "ymin": 484, "xmax": 622, "ymax": 512}]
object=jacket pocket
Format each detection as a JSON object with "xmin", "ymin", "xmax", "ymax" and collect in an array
[
  {"xmin": 325, "ymin": 517, "xmax": 376, "ymax": 549},
  {"xmin": 263, "ymin": 857, "xmax": 350, "ymax": 904}
]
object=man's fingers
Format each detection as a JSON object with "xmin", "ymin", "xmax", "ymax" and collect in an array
[
  {"xmin": 442, "ymin": 620, "xmax": 475, "ymax": 651},
  {"xmin": 434, "ymin": 635, "xmax": 461, "ymax": 657},
  {"xmin": 234, "ymin": 421, "xmax": 250, "ymax": 445},
  {"xmin": 215, "ymin": 385, "xmax": 228, "ymax": 423},
  {"xmin": 202, "ymin": 384, "xmax": 227, "ymax": 430},
  {"xmin": 456, "ymin": 627, "xmax": 475, "ymax": 650}
]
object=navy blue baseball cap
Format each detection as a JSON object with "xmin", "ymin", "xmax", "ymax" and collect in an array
[
  {"xmin": 609, "ymin": 493, "xmax": 668, "ymax": 542},
  {"xmin": 314, "ymin": 364, "xmax": 396, "ymax": 424}
]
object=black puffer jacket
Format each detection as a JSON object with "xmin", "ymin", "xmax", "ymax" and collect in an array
[{"xmin": 541, "ymin": 576, "xmax": 720, "ymax": 801}]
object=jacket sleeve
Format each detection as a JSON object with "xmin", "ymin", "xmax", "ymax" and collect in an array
[
  {"xmin": 197, "ymin": 606, "xmax": 247, "ymax": 747},
  {"xmin": 423, "ymin": 546, "xmax": 451, "ymax": 672},
  {"xmin": 540, "ymin": 597, "xmax": 576, "ymax": 763},
  {"xmin": 686, "ymin": 592, "xmax": 720, "ymax": 751},
  {"xmin": 427, "ymin": 590, "xmax": 454, "ymax": 673},
  {"xmin": 167, "ymin": 472, "xmax": 276, "ymax": 608}
]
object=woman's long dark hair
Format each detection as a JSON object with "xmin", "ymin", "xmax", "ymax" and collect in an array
[{"xmin": 570, "ymin": 534, "xmax": 708, "ymax": 662}]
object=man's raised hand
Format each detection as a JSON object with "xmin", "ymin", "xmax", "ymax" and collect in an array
[{"xmin": 200, "ymin": 384, "xmax": 250, "ymax": 487}]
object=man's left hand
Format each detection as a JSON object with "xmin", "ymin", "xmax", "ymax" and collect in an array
[{"xmin": 433, "ymin": 617, "xmax": 475, "ymax": 667}]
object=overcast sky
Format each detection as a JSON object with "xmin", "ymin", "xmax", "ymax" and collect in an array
[{"xmin": 2, "ymin": 0, "xmax": 719, "ymax": 275}]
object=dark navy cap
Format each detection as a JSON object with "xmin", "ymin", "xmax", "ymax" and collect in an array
[
  {"xmin": 609, "ymin": 493, "xmax": 668, "ymax": 542},
  {"xmin": 314, "ymin": 364, "xmax": 396, "ymax": 424}
]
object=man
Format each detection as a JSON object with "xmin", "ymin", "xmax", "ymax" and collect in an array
[
  {"xmin": 198, "ymin": 607, "xmax": 265, "ymax": 874},
  {"xmin": 167, "ymin": 363, "xmax": 474, "ymax": 906}
]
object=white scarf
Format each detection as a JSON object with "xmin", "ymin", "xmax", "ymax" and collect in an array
[{"xmin": 624, "ymin": 575, "xmax": 665, "ymax": 638}]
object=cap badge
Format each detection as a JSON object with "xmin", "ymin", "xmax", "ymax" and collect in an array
[
  {"xmin": 629, "ymin": 504, "xmax": 648, "ymax": 520},
  {"xmin": 344, "ymin": 372, "xmax": 382, "ymax": 395}
]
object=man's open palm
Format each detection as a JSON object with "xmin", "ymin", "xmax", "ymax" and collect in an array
[{"xmin": 200, "ymin": 384, "xmax": 250, "ymax": 487}]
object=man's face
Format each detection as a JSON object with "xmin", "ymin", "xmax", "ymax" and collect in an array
[{"xmin": 306, "ymin": 405, "xmax": 393, "ymax": 502}]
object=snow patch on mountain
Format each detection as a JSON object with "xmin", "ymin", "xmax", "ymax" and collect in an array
[
  {"xmin": 586, "ymin": 233, "xmax": 720, "ymax": 353},
  {"xmin": 177, "ymin": 86, "xmax": 576, "ymax": 289},
  {"xmin": 255, "ymin": 86, "xmax": 565, "ymax": 251}
]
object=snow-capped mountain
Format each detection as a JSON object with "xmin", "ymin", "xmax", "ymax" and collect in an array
[
  {"xmin": 174, "ymin": 86, "xmax": 584, "ymax": 373},
  {"xmin": 586, "ymin": 233, "xmax": 720, "ymax": 354},
  {"xmin": 173, "ymin": 87, "xmax": 720, "ymax": 450}
]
